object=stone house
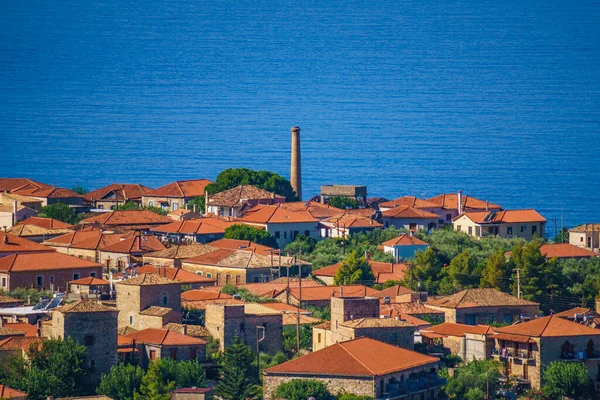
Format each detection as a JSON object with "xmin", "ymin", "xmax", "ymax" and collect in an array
[
  {"xmin": 492, "ymin": 315, "xmax": 600, "ymax": 389},
  {"xmin": 569, "ymin": 223, "xmax": 600, "ymax": 253},
  {"xmin": 274, "ymin": 285, "xmax": 380, "ymax": 308},
  {"xmin": 419, "ymin": 322, "xmax": 494, "ymax": 361},
  {"xmin": 312, "ymin": 296, "xmax": 415, "ymax": 352},
  {"xmin": 0, "ymin": 197, "xmax": 38, "ymax": 229},
  {"xmin": 425, "ymin": 192, "xmax": 503, "ymax": 225},
  {"xmin": 0, "ymin": 336, "xmax": 44, "ymax": 363},
  {"xmin": 453, "ymin": 209, "xmax": 547, "ymax": 240},
  {"xmin": 142, "ymin": 243, "xmax": 218, "ymax": 268},
  {"xmin": 9, "ymin": 217, "xmax": 72, "ymax": 242},
  {"xmin": 83, "ymin": 183, "xmax": 153, "ymax": 210},
  {"xmin": 381, "ymin": 206, "xmax": 441, "ymax": 232},
  {"xmin": 0, "ymin": 252, "xmax": 103, "ymax": 292},
  {"xmin": 379, "ymin": 301, "xmax": 445, "ymax": 323},
  {"xmin": 320, "ymin": 212, "xmax": 382, "ymax": 239},
  {"xmin": 119, "ymin": 327, "xmax": 206, "ymax": 368},
  {"xmin": 79, "ymin": 210, "xmax": 173, "ymax": 231},
  {"xmin": 46, "ymin": 300, "xmax": 118, "ymax": 380},
  {"xmin": 205, "ymin": 185, "xmax": 285, "ymax": 218},
  {"xmin": 0, "ymin": 178, "xmax": 50, "ymax": 193},
  {"xmin": 168, "ymin": 209, "xmax": 202, "ymax": 221},
  {"xmin": 236, "ymin": 204, "xmax": 320, "ymax": 248},
  {"xmin": 134, "ymin": 264, "xmax": 215, "ymax": 288},
  {"xmin": 264, "ymin": 337, "xmax": 444, "ymax": 400},
  {"xmin": 381, "ymin": 234, "xmax": 430, "ymax": 261},
  {"xmin": 142, "ymin": 179, "xmax": 213, "ymax": 213},
  {"xmin": 68, "ymin": 277, "xmax": 111, "ymax": 296},
  {"xmin": 0, "ymin": 232, "xmax": 54, "ymax": 257},
  {"xmin": 149, "ymin": 217, "xmax": 233, "ymax": 244},
  {"xmin": 426, "ymin": 288, "xmax": 539, "ymax": 326},
  {"xmin": 97, "ymin": 233, "xmax": 165, "ymax": 272},
  {"xmin": 0, "ymin": 384, "xmax": 28, "ymax": 400},
  {"xmin": 115, "ymin": 274, "xmax": 182, "ymax": 330},
  {"xmin": 204, "ymin": 303, "xmax": 283, "ymax": 355},
  {"xmin": 313, "ymin": 260, "xmax": 409, "ymax": 286},
  {"xmin": 379, "ymin": 196, "xmax": 440, "ymax": 213}
]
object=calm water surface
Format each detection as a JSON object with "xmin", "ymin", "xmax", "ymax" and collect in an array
[{"xmin": 1, "ymin": 1, "xmax": 599, "ymax": 233}]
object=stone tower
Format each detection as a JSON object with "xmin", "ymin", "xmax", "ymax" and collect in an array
[{"xmin": 290, "ymin": 126, "xmax": 302, "ymax": 200}]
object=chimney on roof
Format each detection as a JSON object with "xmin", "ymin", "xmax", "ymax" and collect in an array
[
  {"xmin": 204, "ymin": 190, "xmax": 209, "ymax": 215},
  {"xmin": 36, "ymin": 320, "xmax": 42, "ymax": 337},
  {"xmin": 12, "ymin": 200, "xmax": 17, "ymax": 226},
  {"xmin": 2, "ymin": 234, "xmax": 7, "ymax": 245},
  {"xmin": 339, "ymin": 287, "xmax": 343, "ymax": 297},
  {"xmin": 27, "ymin": 295, "xmax": 32, "ymax": 306},
  {"xmin": 457, "ymin": 190, "xmax": 463, "ymax": 215},
  {"xmin": 290, "ymin": 126, "xmax": 302, "ymax": 201},
  {"xmin": 485, "ymin": 201, "xmax": 489, "ymax": 212}
]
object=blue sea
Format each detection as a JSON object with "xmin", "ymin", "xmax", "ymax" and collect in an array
[{"xmin": 1, "ymin": 1, "xmax": 599, "ymax": 234}]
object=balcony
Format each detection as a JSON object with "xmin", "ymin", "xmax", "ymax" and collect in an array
[
  {"xmin": 492, "ymin": 348, "xmax": 534, "ymax": 363},
  {"xmin": 561, "ymin": 351, "xmax": 600, "ymax": 361},
  {"xmin": 378, "ymin": 374, "xmax": 447, "ymax": 399}
]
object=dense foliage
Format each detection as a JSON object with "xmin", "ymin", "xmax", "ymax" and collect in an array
[
  {"xmin": 115, "ymin": 201, "xmax": 168, "ymax": 216},
  {"xmin": 327, "ymin": 196, "xmax": 361, "ymax": 210},
  {"xmin": 71, "ymin": 185, "xmax": 88, "ymax": 195},
  {"xmin": 445, "ymin": 359, "xmax": 501, "ymax": 400},
  {"xmin": 205, "ymin": 168, "xmax": 297, "ymax": 201},
  {"xmin": 224, "ymin": 224, "xmax": 279, "ymax": 249},
  {"xmin": 134, "ymin": 361, "xmax": 174, "ymax": 400},
  {"xmin": 214, "ymin": 336, "xmax": 261, "ymax": 400},
  {"xmin": 282, "ymin": 324, "xmax": 313, "ymax": 354},
  {"xmin": 97, "ymin": 363, "xmax": 144, "ymax": 400},
  {"xmin": 39, "ymin": 202, "xmax": 84, "ymax": 225},
  {"xmin": 0, "ymin": 288, "xmax": 53, "ymax": 305},
  {"xmin": 333, "ymin": 250, "xmax": 375, "ymax": 285},
  {"xmin": 542, "ymin": 361, "xmax": 595, "ymax": 399},
  {"xmin": 275, "ymin": 379, "xmax": 332, "ymax": 400}
]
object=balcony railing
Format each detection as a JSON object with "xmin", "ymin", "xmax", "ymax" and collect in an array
[
  {"xmin": 492, "ymin": 348, "xmax": 534, "ymax": 362},
  {"xmin": 379, "ymin": 374, "xmax": 447, "ymax": 399}
]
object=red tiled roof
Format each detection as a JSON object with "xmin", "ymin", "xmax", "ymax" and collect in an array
[
  {"xmin": 313, "ymin": 261, "xmax": 409, "ymax": 284},
  {"xmin": 0, "ymin": 178, "xmax": 50, "ymax": 192},
  {"xmin": 81, "ymin": 210, "xmax": 173, "ymax": 227},
  {"xmin": 145, "ymin": 179, "xmax": 213, "ymax": 198},
  {"xmin": 539, "ymin": 243, "xmax": 598, "ymax": 259},
  {"xmin": 11, "ymin": 186, "xmax": 82, "ymax": 199},
  {"xmin": 0, "ymin": 233, "xmax": 55, "ymax": 254},
  {"xmin": 394, "ymin": 314, "xmax": 431, "ymax": 327},
  {"xmin": 380, "ymin": 302, "xmax": 444, "ymax": 316},
  {"xmin": 238, "ymin": 204, "xmax": 318, "ymax": 224},
  {"xmin": 457, "ymin": 209, "xmax": 546, "ymax": 224},
  {"xmin": 322, "ymin": 212, "xmax": 383, "ymax": 229},
  {"xmin": 216, "ymin": 278, "xmax": 323, "ymax": 298},
  {"xmin": 117, "ymin": 273, "xmax": 181, "ymax": 286},
  {"xmin": 374, "ymin": 284, "xmax": 416, "ymax": 298},
  {"xmin": 422, "ymin": 322, "xmax": 493, "ymax": 338},
  {"xmin": 570, "ymin": 224, "xmax": 600, "ymax": 233},
  {"xmin": 426, "ymin": 193, "xmax": 502, "ymax": 211},
  {"xmin": 266, "ymin": 337, "xmax": 438, "ymax": 377},
  {"xmin": 207, "ymin": 185, "xmax": 284, "ymax": 207},
  {"xmin": 150, "ymin": 218, "xmax": 233, "ymax": 235},
  {"xmin": 15, "ymin": 217, "xmax": 72, "ymax": 230},
  {"xmin": 287, "ymin": 285, "xmax": 379, "ymax": 301},
  {"xmin": 184, "ymin": 248, "xmax": 307, "ymax": 270},
  {"xmin": 182, "ymin": 298, "xmax": 245, "ymax": 310},
  {"xmin": 181, "ymin": 290, "xmax": 233, "ymax": 301},
  {"xmin": 495, "ymin": 315, "xmax": 600, "ymax": 338},
  {"xmin": 553, "ymin": 307, "xmax": 596, "ymax": 318},
  {"xmin": 0, "ymin": 336, "xmax": 44, "ymax": 352},
  {"xmin": 100, "ymin": 234, "xmax": 165, "ymax": 254},
  {"xmin": 380, "ymin": 196, "xmax": 439, "ymax": 210},
  {"xmin": 84, "ymin": 184, "xmax": 153, "ymax": 202},
  {"xmin": 0, "ymin": 252, "xmax": 102, "ymax": 272},
  {"xmin": 69, "ymin": 277, "xmax": 110, "ymax": 286},
  {"xmin": 0, "ymin": 384, "xmax": 28, "ymax": 398},
  {"xmin": 427, "ymin": 288, "xmax": 539, "ymax": 309},
  {"xmin": 136, "ymin": 265, "xmax": 215, "ymax": 285},
  {"xmin": 382, "ymin": 206, "xmax": 440, "ymax": 219},
  {"xmin": 279, "ymin": 201, "xmax": 345, "ymax": 220},
  {"xmin": 209, "ymin": 238, "xmax": 277, "ymax": 256},
  {"xmin": 382, "ymin": 234, "xmax": 429, "ymax": 247},
  {"xmin": 123, "ymin": 328, "xmax": 206, "ymax": 346}
]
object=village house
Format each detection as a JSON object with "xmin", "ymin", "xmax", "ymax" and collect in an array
[
  {"xmin": 379, "ymin": 301, "xmax": 446, "ymax": 323},
  {"xmin": 313, "ymin": 296, "xmax": 416, "ymax": 352},
  {"xmin": 149, "ymin": 217, "xmax": 233, "ymax": 244},
  {"xmin": 0, "ymin": 252, "xmax": 103, "ymax": 292},
  {"xmin": 0, "ymin": 192, "xmax": 44, "ymax": 213},
  {"xmin": 505, "ymin": 243, "xmax": 599, "ymax": 260},
  {"xmin": 426, "ymin": 288, "xmax": 539, "ymax": 326},
  {"xmin": 79, "ymin": 210, "xmax": 173, "ymax": 231},
  {"xmin": 381, "ymin": 206, "xmax": 440, "ymax": 232},
  {"xmin": 208, "ymin": 238, "xmax": 277, "ymax": 256},
  {"xmin": 205, "ymin": 184, "xmax": 285, "ymax": 217},
  {"xmin": 0, "ymin": 232, "xmax": 55, "ymax": 257},
  {"xmin": 313, "ymin": 260, "xmax": 409, "ymax": 285},
  {"xmin": 97, "ymin": 232, "xmax": 165, "ymax": 272},
  {"xmin": 43, "ymin": 229, "xmax": 125, "ymax": 263},
  {"xmin": 142, "ymin": 179, "xmax": 213, "ymax": 212},
  {"xmin": 0, "ymin": 294, "xmax": 25, "ymax": 308},
  {"xmin": 491, "ymin": 315, "xmax": 600, "ymax": 389},
  {"xmin": 119, "ymin": 328, "xmax": 206, "ymax": 367},
  {"xmin": 196, "ymin": 277, "xmax": 323, "ymax": 302},
  {"xmin": 569, "ymin": 223, "xmax": 600, "ymax": 253},
  {"xmin": 181, "ymin": 248, "xmax": 308, "ymax": 286},
  {"xmin": 9, "ymin": 217, "xmax": 73, "ymax": 242},
  {"xmin": 0, "ymin": 384, "xmax": 28, "ymax": 400},
  {"xmin": 425, "ymin": 191, "xmax": 503, "ymax": 224},
  {"xmin": 46, "ymin": 299, "xmax": 118, "ymax": 380},
  {"xmin": 0, "ymin": 178, "xmax": 51, "ymax": 193},
  {"xmin": 10, "ymin": 185, "xmax": 83, "ymax": 208},
  {"xmin": 0, "ymin": 195, "xmax": 38, "ymax": 228},
  {"xmin": 115, "ymin": 273, "xmax": 182, "ymax": 330},
  {"xmin": 134, "ymin": 264, "xmax": 216, "ymax": 288},
  {"xmin": 0, "ymin": 336, "xmax": 44, "ymax": 363},
  {"xmin": 453, "ymin": 209, "xmax": 547, "ymax": 240},
  {"xmin": 171, "ymin": 388, "xmax": 213, "ymax": 400},
  {"xmin": 419, "ymin": 322, "xmax": 494, "ymax": 361},
  {"xmin": 264, "ymin": 337, "xmax": 444, "ymax": 400},
  {"xmin": 279, "ymin": 200, "xmax": 345, "ymax": 220},
  {"xmin": 142, "ymin": 243, "xmax": 218, "ymax": 268},
  {"xmin": 236, "ymin": 204, "xmax": 320, "ymax": 248},
  {"xmin": 68, "ymin": 276, "xmax": 111, "ymax": 297},
  {"xmin": 204, "ymin": 303, "xmax": 283, "ymax": 354},
  {"xmin": 374, "ymin": 284, "xmax": 428, "ymax": 304},
  {"xmin": 378, "ymin": 196, "xmax": 441, "ymax": 213},
  {"xmin": 381, "ymin": 234, "xmax": 430, "ymax": 261},
  {"xmin": 168, "ymin": 208, "xmax": 202, "ymax": 221},
  {"xmin": 274, "ymin": 284, "xmax": 380, "ymax": 308},
  {"xmin": 320, "ymin": 212, "xmax": 382, "ymax": 238},
  {"xmin": 84, "ymin": 183, "xmax": 153, "ymax": 210}
]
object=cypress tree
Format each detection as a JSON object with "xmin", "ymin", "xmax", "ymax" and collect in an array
[{"xmin": 214, "ymin": 336, "xmax": 261, "ymax": 400}]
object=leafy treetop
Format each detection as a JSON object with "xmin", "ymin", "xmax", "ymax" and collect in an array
[{"xmin": 206, "ymin": 168, "xmax": 297, "ymax": 201}]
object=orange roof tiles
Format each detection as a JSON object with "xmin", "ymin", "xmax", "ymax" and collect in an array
[
  {"xmin": 0, "ymin": 295, "xmax": 24, "ymax": 305},
  {"xmin": 279, "ymin": 201, "xmax": 345, "ymax": 220},
  {"xmin": 100, "ymin": 234, "xmax": 165, "ymax": 254},
  {"xmin": 0, "ymin": 252, "xmax": 102, "ymax": 272},
  {"xmin": 0, "ymin": 336, "xmax": 44, "ymax": 352},
  {"xmin": 84, "ymin": 184, "xmax": 153, "ymax": 203},
  {"xmin": 427, "ymin": 288, "xmax": 539, "ymax": 309},
  {"xmin": 55, "ymin": 299, "xmax": 117, "ymax": 313},
  {"xmin": 570, "ymin": 224, "xmax": 600, "ymax": 233},
  {"xmin": 287, "ymin": 285, "xmax": 379, "ymax": 301},
  {"xmin": 539, "ymin": 243, "xmax": 598, "ymax": 259},
  {"xmin": 0, "ymin": 233, "xmax": 55, "ymax": 254},
  {"xmin": 322, "ymin": 212, "xmax": 383, "ymax": 229},
  {"xmin": 313, "ymin": 261, "xmax": 409, "ymax": 284},
  {"xmin": 380, "ymin": 302, "xmax": 444, "ymax": 317},
  {"xmin": 0, "ymin": 384, "xmax": 28, "ymax": 398},
  {"xmin": 422, "ymin": 322, "xmax": 493, "ymax": 338},
  {"xmin": 209, "ymin": 238, "xmax": 277, "ymax": 256},
  {"xmin": 181, "ymin": 290, "xmax": 233, "ymax": 301},
  {"xmin": 81, "ymin": 210, "xmax": 173, "ymax": 227},
  {"xmin": 117, "ymin": 273, "xmax": 181, "ymax": 286},
  {"xmin": 15, "ymin": 217, "xmax": 72, "ymax": 230},
  {"xmin": 207, "ymin": 185, "xmax": 284, "ymax": 207},
  {"xmin": 380, "ymin": 196, "xmax": 439, "ymax": 210},
  {"xmin": 495, "ymin": 315, "xmax": 600, "ymax": 338},
  {"xmin": 265, "ymin": 337, "xmax": 438, "ymax": 377},
  {"xmin": 382, "ymin": 206, "xmax": 440, "ymax": 219},
  {"xmin": 144, "ymin": 243, "xmax": 218, "ymax": 260},
  {"xmin": 182, "ymin": 298, "xmax": 245, "ymax": 310},
  {"xmin": 382, "ymin": 234, "xmax": 429, "ymax": 247},
  {"xmin": 219, "ymin": 278, "xmax": 323, "ymax": 298},
  {"xmin": 123, "ymin": 328, "xmax": 206, "ymax": 346},
  {"xmin": 136, "ymin": 265, "xmax": 215, "ymax": 285},
  {"xmin": 426, "ymin": 193, "xmax": 502, "ymax": 211},
  {"xmin": 145, "ymin": 179, "xmax": 213, "ymax": 198},
  {"xmin": 11, "ymin": 186, "xmax": 81, "ymax": 199},
  {"xmin": 69, "ymin": 277, "xmax": 110, "ymax": 286},
  {"xmin": 374, "ymin": 284, "xmax": 417, "ymax": 298},
  {"xmin": 238, "ymin": 204, "xmax": 318, "ymax": 224},
  {"xmin": 458, "ymin": 209, "xmax": 546, "ymax": 224},
  {"xmin": 150, "ymin": 218, "xmax": 233, "ymax": 235},
  {"xmin": 0, "ymin": 178, "xmax": 50, "ymax": 192},
  {"xmin": 553, "ymin": 307, "xmax": 596, "ymax": 318},
  {"xmin": 184, "ymin": 248, "xmax": 308, "ymax": 270}
]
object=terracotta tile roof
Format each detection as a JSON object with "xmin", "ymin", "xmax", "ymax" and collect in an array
[
  {"xmin": 287, "ymin": 285, "xmax": 379, "ymax": 301},
  {"xmin": 382, "ymin": 206, "xmax": 440, "ymax": 220},
  {"xmin": 495, "ymin": 315, "xmax": 600, "ymax": 338},
  {"xmin": 244, "ymin": 303, "xmax": 283, "ymax": 316},
  {"xmin": 313, "ymin": 321, "xmax": 331, "ymax": 330},
  {"xmin": 117, "ymin": 273, "xmax": 181, "ymax": 286},
  {"xmin": 0, "ymin": 326, "xmax": 25, "ymax": 337},
  {"xmin": 139, "ymin": 306, "xmax": 172, "ymax": 316},
  {"xmin": 427, "ymin": 288, "xmax": 539, "ymax": 309},
  {"xmin": 321, "ymin": 213, "xmax": 383, "ymax": 229},
  {"xmin": 172, "ymin": 388, "xmax": 212, "ymax": 394},
  {"xmin": 144, "ymin": 243, "xmax": 218, "ymax": 260},
  {"xmin": 0, "ymin": 178, "xmax": 50, "ymax": 192},
  {"xmin": 69, "ymin": 277, "xmax": 110, "ymax": 285},
  {"xmin": 81, "ymin": 210, "xmax": 173, "ymax": 228},
  {"xmin": 15, "ymin": 217, "xmax": 72, "ymax": 230},
  {"xmin": 380, "ymin": 196, "xmax": 439, "ymax": 210},
  {"xmin": 184, "ymin": 248, "xmax": 309, "ymax": 270},
  {"xmin": 100, "ymin": 234, "xmax": 165, "ymax": 254},
  {"xmin": 491, "ymin": 332, "xmax": 536, "ymax": 343},
  {"xmin": 208, "ymin": 238, "xmax": 277, "ymax": 256},
  {"xmin": 0, "ymin": 384, "xmax": 28, "ymax": 398},
  {"xmin": 181, "ymin": 290, "xmax": 233, "ymax": 301},
  {"xmin": 145, "ymin": 179, "xmax": 213, "ymax": 198},
  {"xmin": 0, "ymin": 233, "xmax": 55, "ymax": 254},
  {"xmin": 44, "ymin": 229, "xmax": 111, "ymax": 248},
  {"xmin": 207, "ymin": 185, "xmax": 284, "ymax": 208},
  {"xmin": 422, "ymin": 322, "xmax": 493, "ymax": 337},
  {"xmin": 217, "ymin": 278, "xmax": 323, "ymax": 298},
  {"xmin": 374, "ymin": 284, "xmax": 417, "ymax": 298},
  {"xmin": 569, "ymin": 224, "xmax": 600, "ymax": 233},
  {"xmin": 238, "ymin": 204, "xmax": 318, "ymax": 224},
  {"xmin": 457, "ymin": 209, "xmax": 546, "ymax": 224},
  {"xmin": 313, "ymin": 261, "xmax": 409, "ymax": 284},
  {"xmin": 182, "ymin": 298, "xmax": 245, "ymax": 310},
  {"xmin": 0, "ymin": 252, "xmax": 103, "ymax": 272},
  {"xmin": 56, "ymin": 299, "xmax": 117, "ymax": 313},
  {"xmin": 380, "ymin": 302, "xmax": 444, "ymax": 316},
  {"xmin": 279, "ymin": 201, "xmax": 345, "ymax": 220},
  {"xmin": 426, "ymin": 193, "xmax": 502, "ymax": 211},
  {"xmin": 163, "ymin": 323, "xmax": 210, "ymax": 338},
  {"xmin": 150, "ymin": 218, "xmax": 233, "ymax": 235},
  {"xmin": 553, "ymin": 307, "xmax": 597, "ymax": 318},
  {"xmin": 539, "ymin": 243, "xmax": 598, "ymax": 259},
  {"xmin": 123, "ymin": 328, "xmax": 206, "ymax": 346},
  {"xmin": 260, "ymin": 302, "xmax": 310, "ymax": 314},
  {"xmin": 5, "ymin": 322, "xmax": 38, "ymax": 337},
  {"xmin": 265, "ymin": 337, "xmax": 438, "ymax": 377},
  {"xmin": 9, "ymin": 224, "xmax": 73, "ymax": 239},
  {"xmin": 0, "ymin": 336, "xmax": 44, "ymax": 352},
  {"xmin": 282, "ymin": 314, "xmax": 322, "ymax": 326},
  {"xmin": 382, "ymin": 234, "xmax": 429, "ymax": 247},
  {"xmin": 135, "ymin": 265, "xmax": 215, "ymax": 285},
  {"xmin": 0, "ymin": 295, "xmax": 24, "ymax": 305},
  {"xmin": 11, "ymin": 185, "xmax": 81, "ymax": 200},
  {"xmin": 118, "ymin": 326, "xmax": 138, "ymax": 335},
  {"xmin": 340, "ymin": 317, "xmax": 414, "ymax": 328},
  {"xmin": 0, "ymin": 202, "xmax": 32, "ymax": 214},
  {"xmin": 393, "ymin": 314, "xmax": 431, "ymax": 327},
  {"xmin": 84, "ymin": 184, "xmax": 153, "ymax": 203}
]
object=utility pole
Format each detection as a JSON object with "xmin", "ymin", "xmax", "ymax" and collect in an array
[
  {"xmin": 296, "ymin": 255, "xmax": 301, "ymax": 354},
  {"xmin": 553, "ymin": 218, "xmax": 557, "ymax": 241},
  {"xmin": 516, "ymin": 269, "xmax": 522, "ymax": 299}
]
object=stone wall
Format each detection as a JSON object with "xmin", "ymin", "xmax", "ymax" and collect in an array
[
  {"xmin": 3, "ymin": 267, "xmax": 102, "ymax": 292},
  {"xmin": 353, "ymin": 326, "xmax": 415, "ymax": 350},
  {"xmin": 263, "ymin": 374, "xmax": 374, "ymax": 400},
  {"xmin": 425, "ymin": 305, "xmax": 539, "ymax": 325},
  {"xmin": 330, "ymin": 297, "xmax": 379, "ymax": 330},
  {"xmin": 116, "ymin": 282, "xmax": 181, "ymax": 330}
]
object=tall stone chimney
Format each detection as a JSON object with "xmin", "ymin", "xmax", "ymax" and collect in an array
[{"xmin": 290, "ymin": 126, "xmax": 302, "ymax": 200}]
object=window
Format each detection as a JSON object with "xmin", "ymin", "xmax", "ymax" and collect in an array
[
  {"xmin": 446, "ymin": 214, "xmax": 452, "ymax": 221},
  {"xmin": 487, "ymin": 313, "xmax": 495, "ymax": 324},
  {"xmin": 240, "ymin": 323, "xmax": 245, "ymax": 332},
  {"xmin": 284, "ymin": 232, "xmax": 287, "ymax": 239},
  {"xmin": 581, "ymin": 237, "xmax": 584, "ymax": 242},
  {"xmin": 197, "ymin": 271, "xmax": 203, "ymax": 276},
  {"xmin": 504, "ymin": 314, "xmax": 512, "ymax": 323},
  {"xmin": 236, "ymin": 276, "xmax": 240, "ymax": 285},
  {"xmin": 226, "ymin": 275, "xmax": 231, "ymax": 285},
  {"xmin": 206, "ymin": 273, "xmax": 212, "ymax": 278},
  {"xmin": 465, "ymin": 314, "xmax": 477, "ymax": 325},
  {"xmin": 507, "ymin": 227, "xmax": 513, "ymax": 235},
  {"xmin": 84, "ymin": 335, "xmax": 95, "ymax": 346},
  {"xmin": 391, "ymin": 333, "xmax": 398, "ymax": 342},
  {"xmin": 293, "ymin": 230, "xmax": 299, "ymax": 239},
  {"xmin": 90, "ymin": 272, "xmax": 96, "ymax": 278},
  {"xmin": 49, "ymin": 275, "xmax": 54, "ymax": 283},
  {"xmin": 532, "ymin": 225, "xmax": 538, "ymax": 235},
  {"xmin": 520, "ymin": 225, "xmax": 526, "ymax": 233},
  {"xmin": 150, "ymin": 350, "xmax": 156, "ymax": 360},
  {"xmin": 190, "ymin": 348, "xmax": 197, "ymax": 359},
  {"xmin": 216, "ymin": 274, "xmax": 221, "ymax": 285},
  {"xmin": 172, "ymin": 202, "xmax": 179, "ymax": 211},
  {"xmin": 275, "ymin": 231, "xmax": 280, "ymax": 238},
  {"xmin": 385, "ymin": 221, "xmax": 389, "ymax": 228},
  {"xmin": 36, "ymin": 275, "xmax": 43, "ymax": 287},
  {"xmin": 129, "ymin": 316, "xmax": 134, "ymax": 325},
  {"xmin": 73, "ymin": 273, "xmax": 80, "ymax": 280},
  {"xmin": 318, "ymin": 333, "xmax": 322, "ymax": 343},
  {"xmin": 98, "ymin": 205, "xmax": 104, "ymax": 209},
  {"xmin": 1, "ymin": 277, "xmax": 5, "ymax": 287},
  {"xmin": 304, "ymin": 230, "xmax": 310, "ymax": 236},
  {"xmin": 170, "ymin": 348, "xmax": 177, "ymax": 360},
  {"xmin": 468, "ymin": 227, "xmax": 473, "ymax": 235},
  {"xmin": 409, "ymin": 223, "xmax": 417, "ymax": 231},
  {"xmin": 148, "ymin": 201, "xmax": 154, "ymax": 207},
  {"xmin": 456, "ymin": 225, "xmax": 461, "ymax": 231},
  {"xmin": 162, "ymin": 295, "xmax": 168, "ymax": 306}
]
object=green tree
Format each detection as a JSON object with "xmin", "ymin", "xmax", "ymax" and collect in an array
[
  {"xmin": 410, "ymin": 248, "xmax": 443, "ymax": 293},
  {"xmin": 333, "ymin": 251, "xmax": 374, "ymax": 285},
  {"xmin": 206, "ymin": 168, "xmax": 297, "ymax": 201},
  {"xmin": 134, "ymin": 360, "xmax": 175, "ymax": 400},
  {"xmin": 554, "ymin": 227, "xmax": 569, "ymax": 244},
  {"xmin": 336, "ymin": 394, "xmax": 372, "ymax": 400},
  {"xmin": 187, "ymin": 196, "xmax": 205, "ymax": 213},
  {"xmin": 115, "ymin": 201, "xmax": 168, "ymax": 216},
  {"xmin": 39, "ymin": 202, "xmax": 83, "ymax": 225},
  {"xmin": 224, "ymin": 224, "xmax": 279, "ymax": 249},
  {"xmin": 214, "ymin": 336, "xmax": 261, "ymax": 400},
  {"xmin": 275, "ymin": 379, "xmax": 332, "ymax": 400},
  {"xmin": 438, "ymin": 249, "xmax": 480, "ymax": 294},
  {"xmin": 284, "ymin": 234, "xmax": 317, "ymax": 256},
  {"xmin": 445, "ymin": 359, "xmax": 501, "ymax": 400},
  {"xmin": 542, "ymin": 361, "xmax": 595, "ymax": 399},
  {"xmin": 71, "ymin": 185, "xmax": 88, "ymax": 195},
  {"xmin": 327, "ymin": 196, "xmax": 361, "ymax": 210},
  {"xmin": 480, "ymin": 249, "xmax": 513, "ymax": 292},
  {"xmin": 159, "ymin": 359, "xmax": 205, "ymax": 388},
  {"xmin": 97, "ymin": 363, "xmax": 144, "ymax": 400},
  {"xmin": 282, "ymin": 324, "xmax": 312, "ymax": 354}
]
